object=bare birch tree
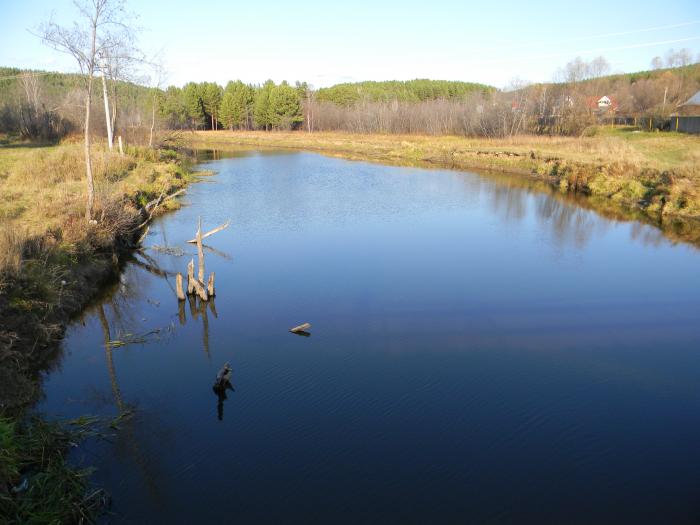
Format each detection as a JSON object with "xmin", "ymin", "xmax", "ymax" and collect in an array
[{"xmin": 40, "ymin": 0, "xmax": 136, "ymax": 221}]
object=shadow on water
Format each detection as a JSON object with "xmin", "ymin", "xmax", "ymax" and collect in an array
[{"xmin": 94, "ymin": 301, "xmax": 167, "ymax": 511}]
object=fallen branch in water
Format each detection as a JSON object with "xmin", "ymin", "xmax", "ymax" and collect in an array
[
  {"xmin": 106, "ymin": 329, "xmax": 162, "ymax": 347},
  {"xmin": 186, "ymin": 220, "xmax": 230, "ymax": 243},
  {"xmin": 133, "ymin": 188, "xmax": 187, "ymax": 235},
  {"xmin": 151, "ymin": 245, "xmax": 186, "ymax": 257}
]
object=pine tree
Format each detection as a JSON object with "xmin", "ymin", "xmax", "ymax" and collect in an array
[
  {"xmin": 159, "ymin": 86, "xmax": 188, "ymax": 129},
  {"xmin": 254, "ymin": 80, "xmax": 275, "ymax": 130},
  {"xmin": 219, "ymin": 91, "xmax": 237, "ymax": 130},
  {"xmin": 202, "ymin": 82, "xmax": 223, "ymax": 130},
  {"xmin": 268, "ymin": 81, "xmax": 303, "ymax": 130},
  {"xmin": 183, "ymin": 82, "xmax": 205, "ymax": 130}
]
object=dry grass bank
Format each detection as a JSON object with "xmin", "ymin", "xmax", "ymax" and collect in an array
[
  {"xmin": 0, "ymin": 143, "xmax": 191, "ymax": 275},
  {"xmin": 0, "ymin": 140, "xmax": 195, "ymax": 411},
  {"xmin": 188, "ymin": 127, "xmax": 700, "ymax": 222}
]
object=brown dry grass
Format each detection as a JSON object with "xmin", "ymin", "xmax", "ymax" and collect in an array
[
  {"xmin": 188, "ymin": 128, "xmax": 700, "ymax": 176},
  {"xmin": 187, "ymin": 128, "xmax": 700, "ymax": 224},
  {"xmin": 0, "ymin": 142, "xmax": 191, "ymax": 276}
]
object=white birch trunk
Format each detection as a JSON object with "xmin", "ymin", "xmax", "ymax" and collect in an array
[{"xmin": 101, "ymin": 70, "xmax": 113, "ymax": 150}]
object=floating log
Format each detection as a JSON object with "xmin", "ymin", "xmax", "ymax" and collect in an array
[
  {"xmin": 207, "ymin": 272, "xmax": 215, "ymax": 297},
  {"xmin": 187, "ymin": 220, "xmax": 230, "ymax": 244},
  {"xmin": 213, "ymin": 362, "xmax": 232, "ymax": 390},
  {"xmin": 176, "ymin": 273, "xmax": 185, "ymax": 301},
  {"xmin": 187, "ymin": 259, "xmax": 195, "ymax": 294},
  {"xmin": 290, "ymin": 322, "xmax": 311, "ymax": 334}
]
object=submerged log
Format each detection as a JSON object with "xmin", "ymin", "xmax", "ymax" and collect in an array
[
  {"xmin": 176, "ymin": 273, "xmax": 185, "ymax": 301},
  {"xmin": 290, "ymin": 322, "xmax": 311, "ymax": 334}
]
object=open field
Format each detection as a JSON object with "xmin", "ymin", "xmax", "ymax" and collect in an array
[{"xmin": 188, "ymin": 128, "xmax": 700, "ymax": 221}]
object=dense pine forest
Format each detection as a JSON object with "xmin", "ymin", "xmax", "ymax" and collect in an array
[{"xmin": 1, "ymin": 54, "xmax": 699, "ymax": 142}]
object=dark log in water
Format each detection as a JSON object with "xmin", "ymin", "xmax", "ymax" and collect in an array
[{"xmin": 213, "ymin": 362, "xmax": 232, "ymax": 390}]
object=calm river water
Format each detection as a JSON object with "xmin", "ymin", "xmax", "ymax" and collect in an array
[{"xmin": 40, "ymin": 150, "xmax": 700, "ymax": 524}]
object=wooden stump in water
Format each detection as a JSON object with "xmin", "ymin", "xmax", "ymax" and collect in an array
[
  {"xmin": 176, "ymin": 273, "xmax": 185, "ymax": 301},
  {"xmin": 196, "ymin": 216, "xmax": 205, "ymax": 283},
  {"xmin": 191, "ymin": 278, "xmax": 208, "ymax": 302},
  {"xmin": 179, "ymin": 218, "xmax": 229, "ymax": 303},
  {"xmin": 187, "ymin": 259, "xmax": 195, "ymax": 295},
  {"xmin": 207, "ymin": 272, "xmax": 215, "ymax": 297}
]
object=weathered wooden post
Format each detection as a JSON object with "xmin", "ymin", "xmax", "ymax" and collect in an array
[
  {"xmin": 192, "ymin": 277, "xmax": 208, "ymax": 301},
  {"xmin": 187, "ymin": 259, "xmax": 195, "ymax": 295},
  {"xmin": 207, "ymin": 272, "xmax": 215, "ymax": 297},
  {"xmin": 177, "ymin": 218, "xmax": 230, "ymax": 304},
  {"xmin": 196, "ymin": 216, "xmax": 205, "ymax": 283},
  {"xmin": 176, "ymin": 273, "xmax": 185, "ymax": 301},
  {"xmin": 118, "ymin": 135, "xmax": 124, "ymax": 156}
]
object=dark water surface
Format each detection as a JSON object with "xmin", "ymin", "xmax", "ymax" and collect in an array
[{"xmin": 40, "ymin": 150, "xmax": 700, "ymax": 524}]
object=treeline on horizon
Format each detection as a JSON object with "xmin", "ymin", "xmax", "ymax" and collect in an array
[
  {"xmin": 316, "ymin": 80, "xmax": 495, "ymax": 105},
  {"xmin": 156, "ymin": 78, "xmax": 495, "ymax": 132},
  {"xmin": 1, "ymin": 51, "xmax": 699, "ymax": 142}
]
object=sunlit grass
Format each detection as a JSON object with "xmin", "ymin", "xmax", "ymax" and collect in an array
[
  {"xmin": 188, "ymin": 128, "xmax": 700, "ymax": 223},
  {"xmin": 0, "ymin": 140, "xmax": 193, "ymax": 275}
]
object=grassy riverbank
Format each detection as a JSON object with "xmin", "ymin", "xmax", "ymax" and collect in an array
[
  {"xmin": 0, "ymin": 137, "xmax": 196, "ymax": 523},
  {"xmin": 0, "ymin": 139, "xmax": 195, "ymax": 411},
  {"xmin": 188, "ymin": 128, "xmax": 700, "ymax": 235}
]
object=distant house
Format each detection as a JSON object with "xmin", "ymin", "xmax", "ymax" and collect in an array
[
  {"xmin": 585, "ymin": 95, "xmax": 618, "ymax": 112},
  {"xmin": 677, "ymin": 91, "xmax": 700, "ymax": 116}
]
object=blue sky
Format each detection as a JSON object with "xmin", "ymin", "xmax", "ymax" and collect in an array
[{"xmin": 1, "ymin": 0, "xmax": 699, "ymax": 88}]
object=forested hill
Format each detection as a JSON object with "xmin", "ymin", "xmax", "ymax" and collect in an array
[
  {"xmin": 315, "ymin": 79, "xmax": 495, "ymax": 105},
  {"xmin": 0, "ymin": 67, "xmax": 153, "ymax": 104}
]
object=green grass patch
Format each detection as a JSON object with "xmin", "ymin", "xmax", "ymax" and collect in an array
[{"xmin": 0, "ymin": 417, "xmax": 104, "ymax": 525}]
